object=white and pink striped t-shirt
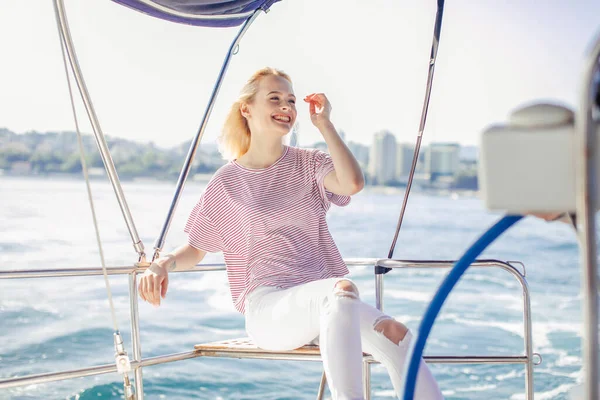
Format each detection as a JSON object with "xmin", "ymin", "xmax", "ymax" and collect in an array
[{"xmin": 184, "ymin": 145, "xmax": 351, "ymax": 314}]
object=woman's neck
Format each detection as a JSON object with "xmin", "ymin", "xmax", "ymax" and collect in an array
[{"xmin": 237, "ymin": 138, "xmax": 285, "ymax": 169}]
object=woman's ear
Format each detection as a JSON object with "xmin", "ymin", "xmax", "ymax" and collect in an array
[{"xmin": 240, "ymin": 102, "xmax": 251, "ymax": 119}]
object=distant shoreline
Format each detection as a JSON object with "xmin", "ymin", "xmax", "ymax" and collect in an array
[
  {"xmin": 0, "ymin": 171, "xmax": 214, "ymax": 184},
  {"xmin": 1, "ymin": 173, "xmax": 479, "ymax": 197}
]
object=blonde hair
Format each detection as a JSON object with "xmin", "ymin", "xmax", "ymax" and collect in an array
[{"xmin": 218, "ymin": 67, "xmax": 292, "ymax": 160}]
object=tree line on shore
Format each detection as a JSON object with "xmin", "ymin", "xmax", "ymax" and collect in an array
[{"xmin": 0, "ymin": 128, "xmax": 224, "ymax": 179}]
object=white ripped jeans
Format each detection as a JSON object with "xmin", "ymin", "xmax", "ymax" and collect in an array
[{"xmin": 244, "ymin": 277, "xmax": 444, "ymax": 400}]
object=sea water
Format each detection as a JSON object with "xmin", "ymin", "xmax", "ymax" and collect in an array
[{"xmin": 0, "ymin": 177, "xmax": 586, "ymax": 399}]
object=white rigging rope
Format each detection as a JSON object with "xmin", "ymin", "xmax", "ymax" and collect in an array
[{"xmin": 54, "ymin": 13, "xmax": 120, "ymax": 333}]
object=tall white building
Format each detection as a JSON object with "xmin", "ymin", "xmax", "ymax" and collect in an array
[
  {"xmin": 426, "ymin": 143, "xmax": 460, "ymax": 180},
  {"xmin": 395, "ymin": 143, "xmax": 415, "ymax": 180},
  {"xmin": 368, "ymin": 130, "xmax": 397, "ymax": 185}
]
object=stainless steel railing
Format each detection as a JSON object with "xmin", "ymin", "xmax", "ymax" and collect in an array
[
  {"xmin": 376, "ymin": 259, "xmax": 535, "ymax": 399},
  {"xmin": 0, "ymin": 258, "xmax": 539, "ymax": 399}
]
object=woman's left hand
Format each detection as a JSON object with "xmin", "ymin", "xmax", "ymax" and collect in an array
[
  {"xmin": 529, "ymin": 212, "xmax": 566, "ymax": 222},
  {"xmin": 304, "ymin": 93, "xmax": 332, "ymax": 128}
]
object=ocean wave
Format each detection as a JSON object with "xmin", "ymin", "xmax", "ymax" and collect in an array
[
  {"xmin": 496, "ymin": 369, "xmax": 523, "ymax": 381},
  {"xmin": 372, "ymin": 389, "xmax": 396, "ymax": 397},
  {"xmin": 0, "ymin": 300, "xmax": 61, "ymax": 315},
  {"xmin": 536, "ymin": 367, "xmax": 582, "ymax": 378},
  {"xmin": 3, "ymin": 327, "xmax": 114, "ymax": 356},
  {"xmin": 455, "ymin": 383, "xmax": 498, "ymax": 392},
  {"xmin": 0, "ymin": 241, "xmax": 39, "ymax": 253},
  {"xmin": 445, "ymin": 314, "xmax": 581, "ymax": 350},
  {"xmin": 70, "ymin": 382, "xmax": 124, "ymax": 399},
  {"xmin": 510, "ymin": 383, "xmax": 575, "ymax": 400},
  {"xmin": 461, "ymin": 272, "xmax": 519, "ymax": 289},
  {"xmin": 384, "ymin": 289, "xmax": 432, "ymax": 303}
]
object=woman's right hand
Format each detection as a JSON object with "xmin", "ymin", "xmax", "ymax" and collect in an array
[{"xmin": 138, "ymin": 259, "xmax": 170, "ymax": 306}]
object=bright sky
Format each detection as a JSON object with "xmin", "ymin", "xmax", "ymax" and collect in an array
[{"xmin": 1, "ymin": 0, "xmax": 599, "ymax": 149}]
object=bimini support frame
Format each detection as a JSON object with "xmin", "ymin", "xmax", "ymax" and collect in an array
[
  {"xmin": 151, "ymin": 9, "xmax": 263, "ymax": 261},
  {"xmin": 53, "ymin": 0, "xmax": 146, "ymax": 262},
  {"xmin": 386, "ymin": 0, "xmax": 446, "ymax": 262},
  {"xmin": 576, "ymin": 29, "xmax": 600, "ymax": 400},
  {"xmin": 376, "ymin": 0, "xmax": 446, "ymax": 315}
]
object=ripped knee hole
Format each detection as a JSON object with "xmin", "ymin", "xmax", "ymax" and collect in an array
[
  {"xmin": 333, "ymin": 279, "xmax": 360, "ymax": 299},
  {"xmin": 374, "ymin": 318, "xmax": 409, "ymax": 344}
]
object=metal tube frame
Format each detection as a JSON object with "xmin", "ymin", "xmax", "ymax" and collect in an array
[
  {"xmin": 363, "ymin": 362, "xmax": 371, "ymax": 400},
  {"xmin": 124, "ymin": 0, "xmax": 260, "ymax": 21},
  {"xmin": 128, "ymin": 273, "xmax": 143, "ymax": 397},
  {"xmin": 316, "ymin": 372, "xmax": 327, "ymax": 400},
  {"xmin": 376, "ymin": 259, "xmax": 535, "ymax": 399},
  {"xmin": 152, "ymin": 10, "xmax": 262, "ymax": 260},
  {"xmin": 387, "ymin": 0, "xmax": 445, "ymax": 259},
  {"xmin": 0, "ymin": 258, "xmax": 538, "ymax": 399},
  {"xmin": 576, "ymin": 30, "xmax": 600, "ymax": 400},
  {"xmin": 53, "ymin": 0, "xmax": 145, "ymax": 260}
]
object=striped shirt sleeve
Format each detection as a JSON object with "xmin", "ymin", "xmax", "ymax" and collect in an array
[
  {"xmin": 313, "ymin": 150, "xmax": 351, "ymax": 209},
  {"xmin": 184, "ymin": 192, "xmax": 224, "ymax": 253}
]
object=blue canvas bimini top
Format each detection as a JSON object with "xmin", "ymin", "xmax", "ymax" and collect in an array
[{"xmin": 112, "ymin": 0, "xmax": 280, "ymax": 27}]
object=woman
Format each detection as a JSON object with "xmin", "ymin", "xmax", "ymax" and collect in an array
[{"xmin": 139, "ymin": 67, "xmax": 443, "ymax": 399}]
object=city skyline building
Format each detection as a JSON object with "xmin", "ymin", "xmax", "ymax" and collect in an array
[
  {"xmin": 396, "ymin": 143, "xmax": 415, "ymax": 180},
  {"xmin": 426, "ymin": 142, "xmax": 461, "ymax": 181},
  {"xmin": 368, "ymin": 130, "xmax": 397, "ymax": 185}
]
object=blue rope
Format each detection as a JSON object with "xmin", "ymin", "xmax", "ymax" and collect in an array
[{"xmin": 402, "ymin": 215, "xmax": 523, "ymax": 399}]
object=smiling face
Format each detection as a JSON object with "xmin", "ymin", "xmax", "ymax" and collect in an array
[{"xmin": 241, "ymin": 74, "xmax": 297, "ymax": 140}]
